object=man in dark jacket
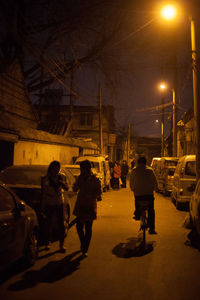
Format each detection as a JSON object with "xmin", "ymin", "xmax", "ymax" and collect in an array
[
  {"xmin": 121, "ymin": 160, "xmax": 129, "ymax": 188},
  {"xmin": 130, "ymin": 156, "xmax": 158, "ymax": 234}
]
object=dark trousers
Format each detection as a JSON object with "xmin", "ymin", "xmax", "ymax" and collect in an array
[
  {"xmin": 113, "ymin": 178, "xmax": 119, "ymax": 189},
  {"xmin": 44, "ymin": 204, "xmax": 65, "ymax": 247},
  {"xmin": 121, "ymin": 176, "xmax": 127, "ymax": 188},
  {"xmin": 76, "ymin": 219, "xmax": 93, "ymax": 253},
  {"xmin": 134, "ymin": 195, "xmax": 155, "ymax": 231}
]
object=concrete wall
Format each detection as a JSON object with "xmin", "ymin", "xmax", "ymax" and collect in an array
[{"xmin": 13, "ymin": 141, "xmax": 79, "ymax": 165}]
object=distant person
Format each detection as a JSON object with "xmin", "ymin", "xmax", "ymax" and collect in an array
[
  {"xmin": 121, "ymin": 160, "xmax": 129, "ymax": 188},
  {"xmin": 131, "ymin": 160, "xmax": 135, "ymax": 170},
  {"xmin": 130, "ymin": 156, "xmax": 158, "ymax": 234},
  {"xmin": 113, "ymin": 161, "xmax": 121, "ymax": 189},
  {"xmin": 73, "ymin": 160, "xmax": 101, "ymax": 256},
  {"xmin": 109, "ymin": 161, "xmax": 114, "ymax": 189},
  {"xmin": 41, "ymin": 160, "xmax": 68, "ymax": 252}
]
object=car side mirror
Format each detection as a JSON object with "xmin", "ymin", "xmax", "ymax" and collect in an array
[{"xmin": 18, "ymin": 202, "xmax": 25, "ymax": 211}]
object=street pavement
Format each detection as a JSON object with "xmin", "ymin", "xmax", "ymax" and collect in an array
[{"xmin": 0, "ymin": 186, "xmax": 200, "ymax": 300}]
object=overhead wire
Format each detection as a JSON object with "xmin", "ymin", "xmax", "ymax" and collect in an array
[{"xmin": 13, "ymin": 4, "xmax": 96, "ymax": 105}]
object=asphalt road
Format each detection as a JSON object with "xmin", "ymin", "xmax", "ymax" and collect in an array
[{"xmin": 1, "ymin": 187, "xmax": 200, "ymax": 300}]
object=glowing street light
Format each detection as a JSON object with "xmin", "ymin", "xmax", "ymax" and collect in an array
[
  {"xmin": 161, "ymin": 4, "xmax": 177, "ymax": 21},
  {"xmin": 159, "ymin": 83, "xmax": 167, "ymax": 90}
]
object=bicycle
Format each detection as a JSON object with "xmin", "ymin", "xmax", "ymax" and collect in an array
[{"xmin": 138, "ymin": 200, "xmax": 150, "ymax": 253}]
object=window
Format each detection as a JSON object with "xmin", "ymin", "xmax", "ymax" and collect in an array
[
  {"xmin": 168, "ymin": 168, "xmax": 175, "ymax": 176},
  {"xmin": 0, "ymin": 186, "xmax": 16, "ymax": 211},
  {"xmin": 91, "ymin": 162, "xmax": 100, "ymax": 172},
  {"xmin": 185, "ymin": 161, "xmax": 196, "ymax": 177},
  {"xmin": 79, "ymin": 114, "xmax": 93, "ymax": 127},
  {"xmin": 165, "ymin": 160, "xmax": 178, "ymax": 166}
]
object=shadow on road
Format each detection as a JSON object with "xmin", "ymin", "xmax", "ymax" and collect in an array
[
  {"xmin": 0, "ymin": 259, "xmax": 26, "ymax": 285},
  {"xmin": 8, "ymin": 251, "xmax": 85, "ymax": 291},
  {"xmin": 112, "ymin": 237, "xmax": 155, "ymax": 258}
]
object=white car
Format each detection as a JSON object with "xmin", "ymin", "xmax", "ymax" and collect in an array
[
  {"xmin": 190, "ymin": 179, "xmax": 200, "ymax": 235},
  {"xmin": 75, "ymin": 155, "xmax": 111, "ymax": 192},
  {"xmin": 171, "ymin": 155, "xmax": 196, "ymax": 209}
]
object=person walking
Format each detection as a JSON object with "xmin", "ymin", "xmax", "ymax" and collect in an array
[
  {"xmin": 130, "ymin": 156, "xmax": 158, "ymax": 234},
  {"xmin": 73, "ymin": 160, "xmax": 101, "ymax": 256},
  {"xmin": 113, "ymin": 161, "xmax": 121, "ymax": 189},
  {"xmin": 121, "ymin": 160, "xmax": 129, "ymax": 188},
  {"xmin": 41, "ymin": 160, "xmax": 68, "ymax": 252}
]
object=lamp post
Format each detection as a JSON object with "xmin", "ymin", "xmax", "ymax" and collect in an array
[
  {"xmin": 172, "ymin": 88, "xmax": 177, "ymax": 157},
  {"xmin": 159, "ymin": 83, "xmax": 177, "ymax": 157},
  {"xmin": 161, "ymin": 4, "xmax": 200, "ymax": 178},
  {"xmin": 190, "ymin": 17, "xmax": 200, "ymax": 180},
  {"xmin": 159, "ymin": 83, "xmax": 166, "ymax": 156}
]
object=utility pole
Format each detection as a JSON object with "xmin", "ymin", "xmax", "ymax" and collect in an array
[
  {"xmin": 172, "ymin": 88, "xmax": 177, "ymax": 157},
  {"xmin": 127, "ymin": 123, "xmax": 131, "ymax": 164},
  {"xmin": 190, "ymin": 18, "xmax": 200, "ymax": 180},
  {"xmin": 69, "ymin": 67, "xmax": 74, "ymax": 124},
  {"xmin": 161, "ymin": 97, "xmax": 165, "ymax": 156},
  {"xmin": 98, "ymin": 83, "xmax": 103, "ymax": 154},
  {"xmin": 64, "ymin": 67, "xmax": 75, "ymax": 137}
]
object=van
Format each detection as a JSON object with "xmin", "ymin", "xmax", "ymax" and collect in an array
[
  {"xmin": 74, "ymin": 155, "xmax": 111, "ymax": 192},
  {"xmin": 151, "ymin": 157, "xmax": 161, "ymax": 178},
  {"xmin": 171, "ymin": 155, "xmax": 196, "ymax": 209},
  {"xmin": 157, "ymin": 166, "xmax": 176, "ymax": 195},
  {"xmin": 157, "ymin": 157, "xmax": 179, "ymax": 192}
]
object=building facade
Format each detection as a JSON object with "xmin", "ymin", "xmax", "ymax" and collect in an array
[{"xmin": 37, "ymin": 104, "xmax": 117, "ymax": 161}]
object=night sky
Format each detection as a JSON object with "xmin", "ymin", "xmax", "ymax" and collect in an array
[{"xmin": 1, "ymin": 0, "xmax": 199, "ymax": 137}]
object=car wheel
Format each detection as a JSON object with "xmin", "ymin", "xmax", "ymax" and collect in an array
[
  {"xmin": 24, "ymin": 229, "xmax": 38, "ymax": 267},
  {"xmin": 163, "ymin": 188, "xmax": 169, "ymax": 196},
  {"xmin": 176, "ymin": 200, "xmax": 181, "ymax": 210}
]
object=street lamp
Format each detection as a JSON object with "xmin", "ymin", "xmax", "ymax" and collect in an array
[
  {"xmin": 161, "ymin": 4, "xmax": 177, "ymax": 21},
  {"xmin": 159, "ymin": 83, "xmax": 177, "ymax": 157},
  {"xmin": 159, "ymin": 83, "xmax": 166, "ymax": 156},
  {"xmin": 160, "ymin": 4, "xmax": 200, "ymax": 178}
]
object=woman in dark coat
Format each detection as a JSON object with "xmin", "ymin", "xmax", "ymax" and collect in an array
[
  {"xmin": 41, "ymin": 160, "xmax": 68, "ymax": 252},
  {"xmin": 73, "ymin": 160, "xmax": 101, "ymax": 256}
]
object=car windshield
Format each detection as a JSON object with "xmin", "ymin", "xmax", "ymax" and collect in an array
[
  {"xmin": 76, "ymin": 161, "xmax": 100, "ymax": 172},
  {"xmin": 0, "ymin": 167, "xmax": 47, "ymax": 185},
  {"xmin": 91, "ymin": 162, "xmax": 100, "ymax": 172},
  {"xmin": 165, "ymin": 160, "xmax": 178, "ymax": 166},
  {"xmin": 168, "ymin": 168, "xmax": 175, "ymax": 176}
]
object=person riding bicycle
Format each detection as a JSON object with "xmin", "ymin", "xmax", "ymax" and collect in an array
[{"xmin": 130, "ymin": 156, "xmax": 158, "ymax": 235}]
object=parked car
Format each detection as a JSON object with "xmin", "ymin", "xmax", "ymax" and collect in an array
[
  {"xmin": 0, "ymin": 165, "xmax": 77, "ymax": 245},
  {"xmin": 157, "ymin": 166, "xmax": 176, "ymax": 195},
  {"xmin": 189, "ymin": 178, "xmax": 200, "ymax": 235},
  {"xmin": 75, "ymin": 155, "xmax": 111, "ymax": 191},
  {"xmin": 171, "ymin": 155, "xmax": 196, "ymax": 209},
  {"xmin": 0, "ymin": 182, "xmax": 38, "ymax": 272},
  {"xmin": 62, "ymin": 164, "xmax": 80, "ymax": 180},
  {"xmin": 151, "ymin": 157, "xmax": 161, "ymax": 178}
]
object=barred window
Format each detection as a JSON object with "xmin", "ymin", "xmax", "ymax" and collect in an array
[{"xmin": 79, "ymin": 114, "xmax": 93, "ymax": 127}]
